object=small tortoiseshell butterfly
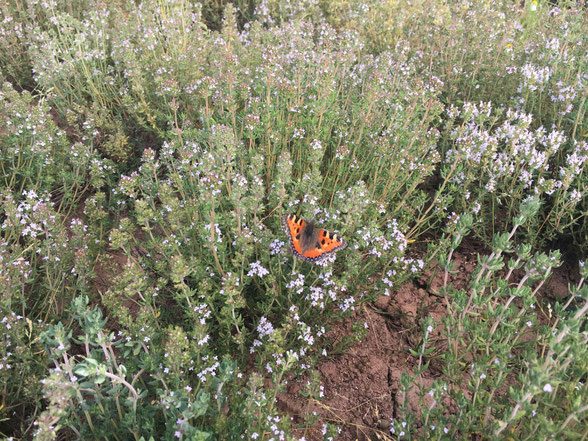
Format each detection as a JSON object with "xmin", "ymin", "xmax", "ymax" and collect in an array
[{"xmin": 283, "ymin": 214, "xmax": 347, "ymax": 262}]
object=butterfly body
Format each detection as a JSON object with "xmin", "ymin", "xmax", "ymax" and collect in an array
[{"xmin": 283, "ymin": 214, "xmax": 347, "ymax": 262}]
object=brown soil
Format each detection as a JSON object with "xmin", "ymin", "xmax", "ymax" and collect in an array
[{"xmin": 276, "ymin": 245, "xmax": 580, "ymax": 441}]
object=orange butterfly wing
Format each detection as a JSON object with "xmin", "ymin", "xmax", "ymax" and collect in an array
[
  {"xmin": 283, "ymin": 214, "xmax": 347, "ymax": 262},
  {"xmin": 314, "ymin": 228, "xmax": 347, "ymax": 258},
  {"xmin": 283, "ymin": 214, "xmax": 306, "ymax": 258}
]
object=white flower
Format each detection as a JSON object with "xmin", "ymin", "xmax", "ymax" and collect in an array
[
  {"xmin": 248, "ymin": 261, "xmax": 269, "ymax": 277},
  {"xmin": 310, "ymin": 139, "xmax": 323, "ymax": 151}
]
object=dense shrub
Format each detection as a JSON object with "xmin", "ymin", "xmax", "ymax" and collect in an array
[{"xmin": 0, "ymin": 0, "xmax": 585, "ymax": 439}]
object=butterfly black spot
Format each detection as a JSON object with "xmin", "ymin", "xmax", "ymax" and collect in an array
[
  {"xmin": 321, "ymin": 239, "xmax": 326, "ymax": 245},
  {"xmin": 315, "ymin": 242, "xmax": 321, "ymax": 249},
  {"xmin": 296, "ymin": 234, "xmax": 300, "ymax": 240}
]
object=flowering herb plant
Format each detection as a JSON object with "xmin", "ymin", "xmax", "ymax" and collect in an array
[{"xmin": 0, "ymin": 0, "xmax": 585, "ymax": 439}]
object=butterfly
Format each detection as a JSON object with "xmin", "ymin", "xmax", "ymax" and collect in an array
[{"xmin": 283, "ymin": 214, "xmax": 347, "ymax": 262}]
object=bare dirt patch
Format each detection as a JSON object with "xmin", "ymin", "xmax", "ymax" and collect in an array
[{"xmin": 276, "ymin": 246, "xmax": 580, "ymax": 440}]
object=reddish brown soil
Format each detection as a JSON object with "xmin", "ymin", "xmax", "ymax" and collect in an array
[{"xmin": 276, "ymin": 246, "xmax": 580, "ymax": 441}]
